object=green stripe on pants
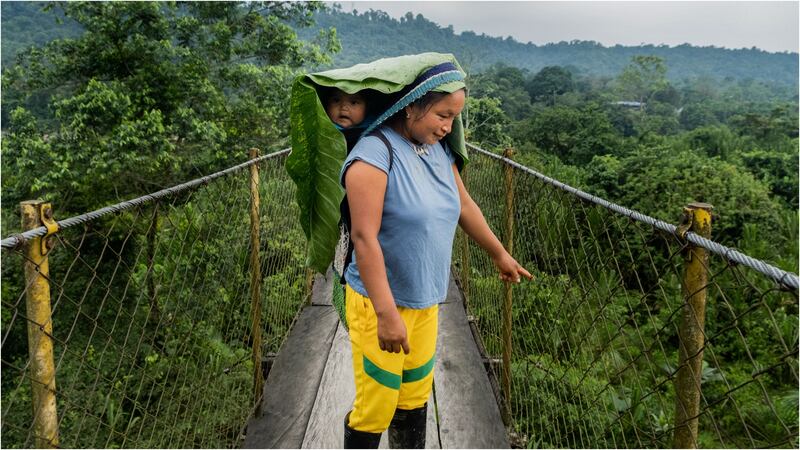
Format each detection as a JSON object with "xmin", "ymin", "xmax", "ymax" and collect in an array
[
  {"xmin": 363, "ymin": 355, "xmax": 402, "ymax": 390},
  {"xmin": 402, "ymin": 354, "xmax": 436, "ymax": 383}
]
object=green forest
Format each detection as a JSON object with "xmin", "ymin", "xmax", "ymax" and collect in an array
[
  {"xmin": 297, "ymin": 5, "xmax": 799, "ymax": 89},
  {"xmin": 451, "ymin": 52, "xmax": 798, "ymax": 446},
  {"xmin": 1, "ymin": 1, "xmax": 797, "ymax": 449}
]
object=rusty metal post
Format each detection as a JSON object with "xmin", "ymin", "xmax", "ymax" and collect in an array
[
  {"xmin": 248, "ymin": 148, "xmax": 264, "ymax": 404},
  {"xmin": 20, "ymin": 200, "xmax": 59, "ymax": 448},
  {"xmin": 673, "ymin": 202, "xmax": 713, "ymax": 449},
  {"xmin": 501, "ymin": 148, "xmax": 515, "ymax": 423},
  {"xmin": 305, "ymin": 268, "xmax": 315, "ymax": 306}
]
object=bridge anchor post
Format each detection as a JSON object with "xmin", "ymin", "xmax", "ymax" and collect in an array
[
  {"xmin": 673, "ymin": 202, "xmax": 713, "ymax": 449},
  {"xmin": 249, "ymin": 148, "xmax": 264, "ymax": 407},
  {"xmin": 21, "ymin": 200, "xmax": 60, "ymax": 448},
  {"xmin": 501, "ymin": 148, "xmax": 516, "ymax": 425}
]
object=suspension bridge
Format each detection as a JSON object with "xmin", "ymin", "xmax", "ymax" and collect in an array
[{"xmin": 2, "ymin": 144, "xmax": 797, "ymax": 448}]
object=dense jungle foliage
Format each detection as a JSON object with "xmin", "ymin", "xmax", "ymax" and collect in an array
[
  {"xmin": 463, "ymin": 58, "xmax": 798, "ymax": 256},
  {"xmin": 1, "ymin": 2, "xmax": 331, "ymax": 447},
  {"xmin": 453, "ymin": 49, "xmax": 798, "ymax": 449},
  {"xmin": 1, "ymin": 1, "xmax": 797, "ymax": 448}
]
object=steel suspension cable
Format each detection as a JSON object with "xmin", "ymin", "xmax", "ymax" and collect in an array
[
  {"xmin": 0, "ymin": 148, "xmax": 291, "ymax": 250},
  {"xmin": 466, "ymin": 143, "xmax": 799, "ymax": 291}
]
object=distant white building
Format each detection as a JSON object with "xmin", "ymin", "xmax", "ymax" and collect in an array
[{"xmin": 611, "ymin": 101, "xmax": 645, "ymax": 108}]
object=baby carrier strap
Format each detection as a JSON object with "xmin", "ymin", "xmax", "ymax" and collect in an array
[{"xmin": 339, "ymin": 128, "xmax": 394, "ymax": 285}]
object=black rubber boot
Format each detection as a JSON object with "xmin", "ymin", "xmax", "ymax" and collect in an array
[
  {"xmin": 388, "ymin": 404, "xmax": 427, "ymax": 449},
  {"xmin": 343, "ymin": 411, "xmax": 382, "ymax": 449}
]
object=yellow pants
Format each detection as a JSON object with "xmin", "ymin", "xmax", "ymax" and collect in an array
[{"xmin": 345, "ymin": 285, "xmax": 438, "ymax": 433}]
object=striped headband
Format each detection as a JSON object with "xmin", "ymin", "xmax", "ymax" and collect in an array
[{"xmin": 361, "ymin": 62, "xmax": 465, "ymax": 137}]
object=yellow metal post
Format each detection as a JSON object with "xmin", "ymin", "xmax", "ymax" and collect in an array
[
  {"xmin": 20, "ymin": 200, "xmax": 59, "ymax": 448},
  {"xmin": 501, "ymin": 148, "xmax": 515, "ymax": 424},
  {"xmin": 248, "ymin": 148, "xmax": 264, "ymax": 404},
  {"xmin": 673, "ymin": 202, "xmax": 713, "ymax": 449},
  {"xmin": 305, "ymin": 268, "xmax": 314, "ymax": 306}
]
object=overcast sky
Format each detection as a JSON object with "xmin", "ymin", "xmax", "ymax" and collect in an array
[{"xmin": 338, "ymin": 1, "xmax": 799, "ymax": 53}]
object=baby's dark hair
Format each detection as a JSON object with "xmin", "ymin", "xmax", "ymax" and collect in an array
[{"xmin": 318, "ymin": 86, "xmax": 383, "ymax": 116}]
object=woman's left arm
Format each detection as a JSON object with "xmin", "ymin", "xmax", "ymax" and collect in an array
[{"xmin": 452, "ymin": 164, "xmax": 533, "ymax": 283}]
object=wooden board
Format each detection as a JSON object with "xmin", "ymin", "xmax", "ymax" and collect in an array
[
  {"xmin": 425, "ymin": 391, "xmax": 440, "ymax": 449},
  {"xmin": 311, "ymin": 267, "xmax": 334, "ymax": 306},
  {"xmin": 443, "ymin": 275, "xmax": 462, "ymax": 304},
  {"xmin": 243, "ymin": 305, "xmax": 339, "ymax": 449},
  {"xmin": 434, "ymin": 300, "xmax": 509, "ymax": 448},
  {"xmin": 244, "ymin": 272, "xmax": 504, "ymax": 448},
  {"xmin": 301, "ymin": 322, "xmax": 353, "ymax": 448},
  {"xmin": 302, "ymin": 322, "xmax": 440, "ymax": 449}
]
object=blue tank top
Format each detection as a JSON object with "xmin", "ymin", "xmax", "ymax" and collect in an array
[{"xmin": 339, "ymin": 126, "xmax": 461, "ymax": 309}]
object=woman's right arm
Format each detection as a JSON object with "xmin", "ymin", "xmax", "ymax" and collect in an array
[{"xmin": 345, "ymin": 161, "xmax": 410, "ymax": 354}]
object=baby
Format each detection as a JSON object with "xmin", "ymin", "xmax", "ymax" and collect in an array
[
  {"xmin": 324, "ymin": 88, "xmax": 369, "ymax": 150},
  {"xmin": 326, "ymin": 89, "xmax": 367, "ymax": 129}
]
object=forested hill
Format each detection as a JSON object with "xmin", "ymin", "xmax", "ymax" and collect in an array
[
  {"xmin": 0, "ymin": 2, "xmax": 82, "ymax": 67},
  {"xmin": 4, "ymin": 2, "xmax": 797, "ymax": 89},
  {"xmin": 296, "ymin": 7, "xmax": 798, "ymax": 88}
]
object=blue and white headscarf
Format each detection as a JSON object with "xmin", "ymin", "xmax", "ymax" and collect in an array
[{"xmin": 361, "ymin": 62, "xmax": 465, "ymax": 137}]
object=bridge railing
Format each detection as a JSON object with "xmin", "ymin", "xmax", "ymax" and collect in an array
[
  {"xmin": 455, "ymin": 144, "xmax": 799, "ymax": 449},
  {"xmin": 3, "ymin": 142, "xmax": 797, "ymax": 449},
  {"xmin": 1, "ymin": 149, "xmax": 308, "ymax": 448}
]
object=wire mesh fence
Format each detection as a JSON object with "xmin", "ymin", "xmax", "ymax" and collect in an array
[
  {"xmin": 3, "ymin": 141, "xmax": 797, "ymax": 449},
  {"xmin": 1, "ymin": 150, "xmax": 308, "ymax": 448},
  {"xmin": 454, "ymin": 145, "xmax": 799, "ymax": 449}
]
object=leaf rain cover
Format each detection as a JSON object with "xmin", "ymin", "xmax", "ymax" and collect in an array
[{"xmin": 285, "ymin": 52, "xmax": 468, "ymax": 273}]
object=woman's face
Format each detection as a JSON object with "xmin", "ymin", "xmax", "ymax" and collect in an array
[{"xmin": 405, "ymin": 89, "xmax": 466, "ymax": 145}]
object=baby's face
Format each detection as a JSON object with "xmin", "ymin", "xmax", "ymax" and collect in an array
[{"xmin": 326, "ymin": 91, "xmax": 366, "ymax": 128}]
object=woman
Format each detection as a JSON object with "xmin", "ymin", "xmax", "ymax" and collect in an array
[{"xmin": 340, "ymin": 62, "xmax": 532, "ymax": 448}]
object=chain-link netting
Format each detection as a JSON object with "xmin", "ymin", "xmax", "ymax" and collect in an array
[
  {"xmin": 453, "ymin": 146, "xmax": 799, "ymax": 449},
  {"xmin": 4, "ymin": 142, "xmax": 797, "ymax": 449},
  {"xmin": 1, "ymin": 150, "xmax": 308, "ymax": 448}
]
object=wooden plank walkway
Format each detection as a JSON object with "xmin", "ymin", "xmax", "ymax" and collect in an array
[
  {"xmin": 300, "ymin": 322, "xmax": 440, "ymax": 449},
  {"xmin": 244, "ymin": 271, "xmax": 508, "ymax": 449}
]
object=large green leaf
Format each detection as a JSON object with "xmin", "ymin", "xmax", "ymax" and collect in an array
[
  {"xmin": 286, "ymin": 53, "xmax": 469, "ymax": 273},
  {"xmin": 308, "ymin": 53, "xmax": 469, "ymax": 166},
  {"xmin": 285, "ymin": 76, "xmax": 347, "ymax": 273}
]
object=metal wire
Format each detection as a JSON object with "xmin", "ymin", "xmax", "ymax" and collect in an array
[
  {"xmin": 1, "ymin": 151, "xmax": 307, "ymax": 448},
  {"xmin": 454, "ymin": 148, "xmax": 799, "ymax": 448},
  {"xmin": 0, "ymin": 149, "xmax": 291, "ymax": 251},
  {"xmin": 3, "ymin": 143, "xmax": 797, "ymax": 448},
  {"xmin": 467, "ymin": 143, "xmax": 799, "ymax": 291}
]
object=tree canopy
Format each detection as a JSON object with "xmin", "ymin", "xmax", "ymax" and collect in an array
[{"xmin": 2, "ymin": 1, "xmax": 339, "ymax": 216}]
